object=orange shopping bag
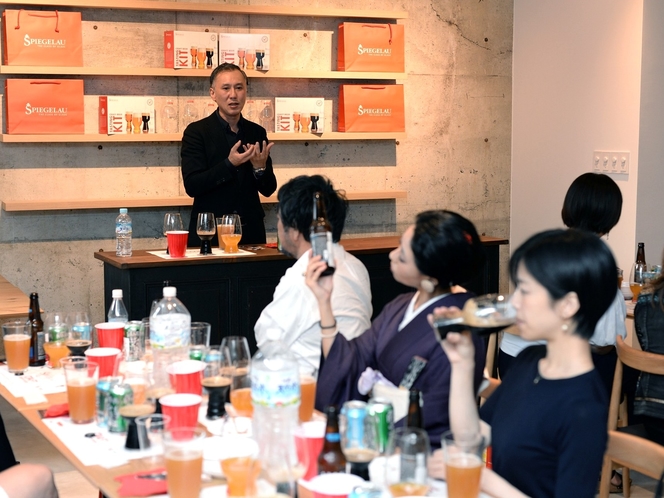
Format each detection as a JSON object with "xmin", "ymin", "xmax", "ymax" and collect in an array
[
  {"xmin": 337, "ymin": 22, "xmax": 404, "ymax": 72},
  {"xmin": 338, "ymin": 85, "xmax": 405, "ymax": 132},
  {"xmin": 2, "ymin": 9, "xmax": 83, "ymax": 66},
  {"xmin": 5, "ymin": 79, "xmax": 85, "ymax": 134}
]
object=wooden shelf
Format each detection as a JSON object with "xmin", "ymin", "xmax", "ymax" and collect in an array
[
  {"xmin": 0, "ymin": 0, "xmax": 408, "ymax": 19},
  {"xmin": 0, "ymin": 132, "xmax": 406, "ymax": 143},
  {"xmin": 1, "ymin": 191, "xmax": 407, "ymax": 212},
  {"xmin": 0, "ymin": 66, "xmax": 406, "ymax": 80}
]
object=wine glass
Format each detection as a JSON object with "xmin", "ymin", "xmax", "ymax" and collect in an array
[
  {"xmin": 197, "ymin": 212, "xmax": 216, "ymax": 255},
  {"xmin": 219, "ymin": 214, "xmax": 242, "ymax": 254},
  {"xmin": 385, "ymin": 427, "xmax": 430, "ymax": 497},
  {"xmin": 66, "ymin": 311, "xmax": 92, "ymax": 357},
  {"xmin": 432, "ymin": 293, "xmax": 516, "ymax": 341},
  {"xmin": 221, "ymin": 336, "xmax": 251, "ymax": 367},
  {"xmin": 163, "ymin": 213, "xmax": 184, "ymax": 255},
  {"xmin": 222, "ymin": 336, "xmax": 253, "ymax": 421},
  {"xmin": 630, "ymin": 262, "xmax": 648, "ymax": 303},
  {"xmin": 43, "ymin": 312, "xmax": 69, "ymax": 368},
  {"xmin": 340, "ymin": 400, "xmax": 379, "ymax": 480},
  {"xmin": 202, "ymin": 346, "xmax": 233, "ymax": 420},
  {"xmin": 261, "ymin": 101, "xmax": 275, "ymax": 132}
]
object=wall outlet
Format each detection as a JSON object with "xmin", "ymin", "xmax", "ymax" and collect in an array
[{"xmin": 592, "ymin": 150, "xmax": 629, "ymax": 175}]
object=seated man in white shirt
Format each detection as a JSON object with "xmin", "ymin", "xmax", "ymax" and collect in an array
[{"xmin": 254, "ymin": 175, "xmax": 372, "ymax": 372}]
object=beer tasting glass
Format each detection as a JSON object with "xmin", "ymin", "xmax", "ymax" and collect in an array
[
  {"xmin": 310, "ymin": 113, "xmax": 319, "ymax": 132},
  {"xmin": 2, "ymin": 320, "xmax": 30, "ymax": 375},
  {"xmin": 205, "ymin": 47, "xmax": 214, "ymax": 68},
  {"xmin": 163, "ymin": 427, "xmax": 206, "ymax": 498},
  {"xmin": 292, "ymin": 112, "xmax": 301, "ymax": 132},
  {"xmin": 219, "ymin": 214, "xmax": 242, "ymax": 254},
  {"xmin": 202, "ymin": 346, "xmax": 233, "ymax": 419},
  {"xmin": 196, "ymin": 212, "xmax": 216, "ymax": 255},
  {"xmin": 237, "ymin": 48, "xmax": 246, "ymax": 69},
  {"xmin": 196, "ymin": 47, "xmax": 206, "ymax": 69},
  {"xmin": 136, "ymin": 413, "xmax": 170, "ymax": 459},
  {"xmin": 300, "ymin": 114, "xmax": 311, "ymax": 133},
  {"xmin": 385, "ymin": 427, "xmax": 430, "ymax": 497},
  {"xmin": 220, "ymin": 437, "xmax": 261, "ymax": 497},
  {"xmin": 131, "ymin": 113, "xmax": 142, "ymax": 134},
  {"xmin": 256, "ymin": 49, "xmax": 265, "ymax": 70},
  {"xmin": 299, "ymin": 364, "xmax": 317, "ymax": 422},
  {"xmin": 189, "ymin": 322, "xmax": 211, "ymax": 360},
  {"xmin": 442, "ymin": 431, "xmax": 485, "ymax": 498},
  {"xmin": 340, "ymin": 401, "xmax": 379, "ymax": 480},
  {"xmin": 124, "ymin": 111, "xmax": 133, "ymax": 133},
  {"xmin": 43, "ymin": 312, "xmax": 69, "ymax": 368},
  {"xmin": 223, "ymin": 336, "xmax": 252, "ymax": 417},
  {"xmin": 630, "ymin": 262, "xmax": 647, "ymax": 303},
  {"xmin": 245, "ymin": 51, "xmax": 256, "ymax": 70},
  {"xmin": 62, "ymin": 357, "xmax": 99, "ymax": 424},
  {"xmin": 617, "ymin": 268, "xmax": 624, "ymax": 289},
  {"xmin": 66, "ymin": 311, "xmax": 92, "ymax": 356},
  {"xmin": 141, "ymin": 113, "xmax": 150, "ymax": 133},
  {"xmin": 163, "ymin": 212, "xmax": 184, "ymax": 255}
]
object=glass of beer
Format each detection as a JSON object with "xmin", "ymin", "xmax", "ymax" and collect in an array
[
  {"xmin": 245, "ymin": 51, "xmax": 256, "ymax": 70},
  {"xmin": 196, "ymin": 47, "xmax": 206, "ymax": 69},
  {"xmin": 2, "ymin": 320, "xmax": 30, "ymax": 375},
  {"xmin": 442, "ymin": 431, "xmax": 485, "ymax": 498},
  {"xmin": 299, "ymin": 364, "xmax": 317, "ymax": 422},
  {"xmin": 163, "ymin": 427, "xmax": 206, "ymax": 498},
  {"xmin": 385, "ymin": 427, "xmax": 430, "ymax": 497},
  {"xmin": 300, "ymin": 114, "xmax": 311, "ymax": 133},
  {"xmin": 219, "ymin": 214, "xmax": 242, "ymax": 254},
  {"xmin": 230, "ymin": 361, "xmax": 252, "ymax": 417},
  {"xmin": 630, "ymin": 262, "xmax": 647, "ymax": 303},
  {"xmin": 132, "ymin": 113, "xmax": 142, "ymax": 134},
  {"xmin": 202, "ymin": 346, "xmax": 232, "ymax": 420},
  {"xmin": 44, "ymin": 312, "xmax": 69, "ymax": 368},
  {"xmin": 220, "ymin": 438, "xmax": 261, "ymax": 497},
  {"xmin": 62, "ymin": 358, "xmax": 99, "ymax": 424}
]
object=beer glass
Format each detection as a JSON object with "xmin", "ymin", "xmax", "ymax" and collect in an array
[
  {"xmin": 630, "ymin": 262, "xmax": 647, "ymax": 303},
  {"xmin": 43, "ymin": 312, "xmax": 69, "ymax": 368},
  {"xmin": 163, "ymin": 212, "xmax": 184, "ymax": 255},
  {"xmin": 196, "ymin": 212, "xmax": 216, "ymax": 255},
  {"xmin": 442, "ymin": 431, "xmax": 485, "ymax": 498},
  {"xmin": 221, "ymin": 335, "xmax": 251, "ymax": 367},
  {"xmin": 66, "ymin": 311, "xmax": 92, "ymax": 356},
  {"xmin": 205, "ymin": 47, "xmax": 214, "ymax": 68},
  {"xmin": 299, "ymin": 364, "xmax": 317, "ymax": 422},
  {"xmin": 245, "ymin": 51, "xmax": 256, "ymax": 70},
  {"xmin": 132, "ymin": 113, "xmax": 142, "ymax": 134},
  {"xmin": 292, "ymin": 112, "xmax": 301, "ymax": 132},
  {"xmin": 300, "ymin": 114, "xmax": 311, "ymax": 133},
  {"xmin": 141, "ymin": 113, "xmax": 150, "ymax": 133},
  {"xmin": 219, "ymin": 214, "xmax": 242, "ymax": 253},
  {"xmin": 163, "ymin": 427, "xmax": 206, "ymax": 498},
  {"xmin": 385, "ymin": 427, "xmax": 430, "ymax": 497},
  {"xmin": 256, "ymin": 49, "xmax": 265, "ymax": 70},
  {"xmin": 190, "ymin": 47, "xmax": 198, "ymax": 67},
  {"xmin": 340, "ymin": 400, "xmax": 379, "ymax": 480},
  {"xmin": 237, "ymin": 48, "xmax": 246, "ymax": 69},
  {"xmin": 62, "ymin": 358, "xmax": 99, "ymax": 424},
  {"xmin": 124, "ymin": 112, "xmax": 133, "ymax": 133},
  {"xmin": 229, "ymin": 360, "xmax": 252, "ymax": 417},
  {"xmin": 202, "ymin": 346, "xmax": 232, "ymax": 419},
  {"xmin": 136, "ymin": 413, "xmax": 170, "ymax": 460},
  {"xmin": 310, "ymin": 113, "xmax": 319, "ymax": 132},
  {"xmin": 196, "ymin": 47, "xmax": 206, "ymax": 69},
  {"xmin": 261, "ymin": 101, "xmax": 274, "ymax": 132},
  {"xmin": 220, "ymin": 438, "xmax": 261, "ymax": 497},
  {"xmin": 2, "ymin": 320, "xmax": 30, "ymax": 375}
]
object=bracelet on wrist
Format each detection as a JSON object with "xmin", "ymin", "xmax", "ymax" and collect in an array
[
  {"xmin": 320, "ymin": 319, "xmax": 337, "ymax": 330},
  {"xmin": 320, "ymin": 328, "xmax": 339, "ymax": 338}
]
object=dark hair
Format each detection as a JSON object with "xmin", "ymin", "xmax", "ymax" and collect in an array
[
  {"xmin": 410, "ymin": 210, "xmax": 486, "ymax": 287},
  {"xmin": 561, "ymin": 173, "xmax": 622, "ymax": 234},
  {"xmin": 210, "ymin": 63, "xmax": 248, "ymax": 86},
  {"xmin": 509, "ymin": 229, "xmax": 617, "ymax": 339},
  {"xmin": 277, "ymin": 175, "xmax": 348, "ymax": 242}
]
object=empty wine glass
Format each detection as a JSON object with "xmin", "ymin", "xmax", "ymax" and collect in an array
[
  {"xmin": 197, "ymin": 212, "xmax": 216, "ymax": 255},
  {"xmin": 432, "ymin": 293, "xmax": 516, "ymax": 341},
  {"xmin": 221, "ymin": 336, "xmax": 251, "ymax": 367},
  {"xmin": 163, "ymin": 213, "xmax": 184, "ymax": 254},
  {"xmin": 261, "ymin": 101, "xmax": 275, "ymax": 132}
]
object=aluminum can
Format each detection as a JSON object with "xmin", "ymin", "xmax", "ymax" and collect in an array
[
  {"xmin": 124, "ymin": 320, "xmax": 144, "ymax": 362},
  {"xmin": 341, "ymin": 400, "xmax": 368, "ymax": 449},
  {"xmin": 367, "ymin": 397, "xmax": 394, "ymax": 454},
  {"xmin": 48, "ymin": 326, "xmax": 67, "ymax": 342},
  {"xmin": 96, "ymin": 376, "xmax": 115, "ymax": 428},
  {"xmin": 349, "ymin": 483, "xmax": 383, "ymax": 498},
  {"xmin": 107, "ymin": 381, "xmax": 134, "ymax": 433}
]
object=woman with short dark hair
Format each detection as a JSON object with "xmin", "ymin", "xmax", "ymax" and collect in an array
[
  {"xmin": 306, "ymin": 210, "xmax": 486, "ymax": 447},
  {"xmin": 430, "ymin": 229, "xmax": 616, "ymax": 498}
]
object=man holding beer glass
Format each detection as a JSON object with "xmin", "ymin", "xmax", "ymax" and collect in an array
[{"xmin": 181, "ymin": 63, "xmax": 276, "ymax": 247}]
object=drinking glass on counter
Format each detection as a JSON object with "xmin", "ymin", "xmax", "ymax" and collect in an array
[
  {"xmin": 220, "ymin": 438, "xmax": 261, "ymax": 497},
  {"xmin": 136, "ymin": 413, "xmax": 170, "ymax": 458},
  {"xmin": 385, "ymin": 427, "xmax": 430, "ymax": 497},
  {"xmin": 340, "ymin": 400, "xmax": 379, "ymax": 480},
  {"xmin": 230, "ymin": 361, "xmax": 252, "ymax": 417},
  {"xmin": 218, "ymin": 214, "xmax": 242, "ymax": 253},
  {"xmin": 221, "ymin": 335, "xmax": 251, "ymax": 367},
  {"xmin": 66, "ymin": 311, "xmax": 92, "ymax": 356},
  {"xmin": 163, "ymin": 213, "xmax": 184, "ymax": 255},
  {"xmin": 163, "ymin": 427, "xmax": 206, "ymax": 498},
  {"xmin": 189, "ymin": 322, "xmax": 211, "ymax": 360},
  {"xmin": 202, "ymin": 346, "xmax": 233, "ymax": 420},
  {"xmin": 442, "ymin": 431, "xmax": 485, "ymax": 498},
  {"xmin": 2, "ymin": 320, "xmax": 30, "ymax": 375},
  {"xmin": 299, "ymin": 365, "xmax": 318, "ymax": 422},
  {"xmin": 43, "ymin": 312, "xmax": 69, "ymax": 368},
  {"xmin": 630, "ymin": 262, "xmax": 647, "ymax": 303},
  {"xmin": 196, "ymin": 212, "xmax": 216, "ymax": 255},
  {"xmin": 62, "ymin": 358, "xmax": 99, "ymax": 424}
]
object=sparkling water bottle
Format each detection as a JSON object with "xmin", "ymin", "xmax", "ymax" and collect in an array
[{"xmin": 115, "ymin": 208, "xmax": 132, "ymax": 257}]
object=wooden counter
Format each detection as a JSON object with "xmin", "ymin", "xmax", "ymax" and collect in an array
[{"xmin": 95, "ymin": 235, "xmax": 508, "ymax": 353}]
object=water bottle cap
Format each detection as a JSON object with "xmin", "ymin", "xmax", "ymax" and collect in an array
[
  {"xmin": 163, "ymin": 286, "xmax": 177, "ymax": 297},
  {"xmin": 112, "ymin": 289, "xmax": 123, "ymax": 298},
  {"xmin": 119, "ymin": 208, "xmax": 128, "ymax": 214}
]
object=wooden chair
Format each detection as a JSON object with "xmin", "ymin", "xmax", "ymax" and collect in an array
[
  {"xmin": 478, "ymin": 377, "xmax": 500, "ymax": 406},
  {"xmin": 599, "ymin": 336, "xmax": 664, "ymax": 498}
]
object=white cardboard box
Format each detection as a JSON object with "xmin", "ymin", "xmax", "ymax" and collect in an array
[
  {"xmin": 274, "ymin": 97, "xmax": 325, "ymax": 133},
  {"xmin": 99, "ymin": 96, "xmax": 156, "ymax": 135},
  {"xmin": 218, "ymin": 34, "xmax": 271, "ymax": 71},
  {"xmin": 164, "ymin": 31, "xmax": 219, "ymax": 69}
]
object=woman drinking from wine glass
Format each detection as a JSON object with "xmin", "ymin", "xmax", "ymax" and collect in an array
[
  {"xmin": 305, "ymin": 210, "xmax": 486, "ymax": 447},
  {"xmin": 429, "ymin": 229, "xmax": 616, "ymax": 497}
]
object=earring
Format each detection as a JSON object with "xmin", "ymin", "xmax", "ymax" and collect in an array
[
  {"xmin": 420, "ymin": 279, "xmax": 436, "ymax": 294},
  {"xmin": 562, "ymin": 323, "xmax": 569, "ymax": 332}
]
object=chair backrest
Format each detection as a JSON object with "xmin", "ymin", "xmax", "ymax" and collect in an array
[
  {"xmin": 605, "ymin": 430, "xmax": 664, "ymax": 480},
  {"xmin": 607, "ymin": 336, "xmax": 664, "ymax": 430}
]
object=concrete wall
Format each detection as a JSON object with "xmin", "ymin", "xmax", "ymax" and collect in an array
[
  {"xmin": 511, "ymin": 0, "xmax": 643, "ymax": 271},
  {"xmin": 0, "ymin": 1, "xmax": 513, "ymax": 322}
]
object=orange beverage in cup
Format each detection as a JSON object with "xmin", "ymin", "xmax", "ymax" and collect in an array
[
  {"xmin": 217, "ymin": 222, "xmax": 233, "ymax": 251},
  {"xmin": 446, "ymin": 453, "xmax": 483, "ymax": 498},
  {"xmin": 222, "ymin": 457, "xmax": 261, "ymax": 497},
  {"xmin": 196, "ymin": 48, "xmax": 206, "ymax": 69},
  {"xmin": 388, "ymin": 482, "xmax": 430, "ymax": 497},
  {"xmin": 3, "ymin": 335, "xmax": 30, "ymax": 373},
  {"xmin": 132, "ymin": 114, "xmax": 142, "ymax": 134},
  {"xmin": 165, "ymin": 449, "xmax": 203, "ymax": 498},
  {"xmin": 630, "ymin": 283, "xmax": 643, "ymax": 302},
  {"xmin": 67, "ymin": 378, "xmax": 97, "ymax": 424},
  {"xmin": 230, "ymin": 387, "xmax": 253, "ymax": 417},
  {"xmin": 299, "ymin": 375, "xmax": 316, "ymax": 422},
  {"xmin": 43, "ymin": 341, "xmax": 69, "ymax": 368},
  {"xmin": 222, "ymin": 234, "xmax": 242, "ymax": 253}
]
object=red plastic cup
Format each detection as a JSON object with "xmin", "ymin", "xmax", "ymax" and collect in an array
[
  {"xmin": 167, "ymin": 360, "xmax": 205, "ymax": 395},
  {"xmin": 159, "ymin": 393, "xmax": 202, "ymax": 429},
  {"xmin": 84, "ymin": 347, "xmax": 122, "ymax": 377},
  {"xmin": 167, "ymin": 230, "xmax": 189, "ymax": 258},
  {"xmin": 295, "ymin": 420, "xmax": 326, "ymax": 481},
  {"xmin": 95, "ymin": 322, "xmax": 125, "ymax": 350}
]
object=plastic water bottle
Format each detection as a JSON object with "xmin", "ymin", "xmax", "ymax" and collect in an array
[
  {"xmin": 150, "ymin": 287, "xmax": 191, "ymax": 393},
  {"xmin": 115, "ymin": 208, "xmax": 132, "ymax": 257},
  {"xmin": 251, "ymin": 328, "xmax": 301, "ymax": 494},
  {"xmin": 107, "ymin": 289, "xmax": 129, "ymax": 323}
]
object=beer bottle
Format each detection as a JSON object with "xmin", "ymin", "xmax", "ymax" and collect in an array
[
  {"xmin": 28, "ymin": 292, "xmax": 45, "ymax": 366},
  {"xmin": 636, "ymin": 242, "xmax": 647, "ymax": 267},
  {"xmin": 406, "ymin": 389, "xmax": 424, "ymax": 429},
  {"xmin": 310, "ymin": 192, "xmax": 335, "ymax": 277},
  {"xmin": 318, "ymin": 405, "xmax": 346, "ymax": 474}
]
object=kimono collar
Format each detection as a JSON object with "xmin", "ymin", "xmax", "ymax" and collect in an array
[{"xmin": 398, "ymin": 291, "xmax": 451, "ymax": 331}]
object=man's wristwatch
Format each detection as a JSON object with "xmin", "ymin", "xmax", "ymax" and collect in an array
[{"xmin": 253, "ymin": 167, "xmax": 267, "ymax": 175}]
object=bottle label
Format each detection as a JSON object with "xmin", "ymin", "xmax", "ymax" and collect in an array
[
  {"xmin": 149, "ymin": 313, "xmax": 190, "ymax": 349},
  {"xmin": 36, "ymin": 331, "xmax": 45, "ymax": 360},
  {"xmin": 325, "ymin": 432, "xmax": 341, "ymax": 443},
  {"xmin": 251, "ymin": 368, "xmax": 300, "ymax": 408},
  {"xmin": 116, "ymin": 221, "xmax": 132, "ymax": 235},
  {"xmin": 311, "ymin": 232, "xmax": 335, "ymax": 268}
]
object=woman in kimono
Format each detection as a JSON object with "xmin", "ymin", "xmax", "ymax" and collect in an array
[{"xmin": 305, "ymin": 210, "xmax": 487, "ymax": 447}]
